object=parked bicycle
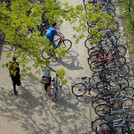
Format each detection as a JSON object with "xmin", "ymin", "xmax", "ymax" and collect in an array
[
  {"xmin": 71, "ymin": 76, "xmax": 99, "ymax": 97},
  {"xmin": 92, "ymin": 112, "xmax": 134, "ymax": 133},
  {"xmin": 37, "ymin": 22, "xmax": 50, "ymax": 37}
]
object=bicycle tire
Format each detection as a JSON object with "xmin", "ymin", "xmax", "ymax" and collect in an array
[
  {"xmin": 72, "ymin": 83, "xmax": 87, "ymax": 97},
  {"xmin": 105, "ymin": 8, "xmax": 116, "ymax": 17},
  {"xmin": 121, "ymin": 86, "xmax": 134, "ymax": 99},
  {"xmin": 52, "ymin": 87, "xmax": 57, "ymax": 102},
  {"xmin": 96, "ymin": 81, "xmax": 110, "ymax": 92},
  {"xmin": 60, "ymin": 39, "xmax": 72, "ymax": 50},
  {"xmin": 95, "ymin": 122, "xmax": 110, "ymax": 134},
  {"xmin": 87, "ymin": 46, "xmax": 101, "ymax": 57},
  {"xmin": 107, "ymin": 21, "xmax": 119, "ymax": 32},
  {"xmin": 113, "ymin": 30, "xmax": 121, "ymax": 40},
  {"xmin": 94, "ymin": 103, "xmax": 111, "ymax": 117},
  {"xmin": 87, "ymin": 55, "xmax": 96, "ymax": 66},
  {"xmin": 90, "ymin": 60, "xmax": 104, "ymax": 72},
  {"xmin": 114, "ymin": 55, "xmax": 126, "ymax": 67},
  {"xmin": 41, "ymin": 27, "xmax": 49, "ymax": 37},
  {"xmin": 106, "ymin": 75, "xmax": 129, "ymax": 88},
  {"xmin": 95, "ymin": 91, "xmax": 114, "ymax": 100},
  {"xmin": 89, "ymin": 73, "xmax": 100, "ymax": 84},
  {"xmin": 122, "ymin": 97, "xmax": 133, "ymax": 109},
  {"xmin": 88, "ymin": 51, "xmax": 106, "ymax": 62},
  {"xmin": 115, "ymin": 45, "xmax": 127, "ymax": 57},
  {"xmin": 91, "ymin": 117, "xmax": 107, "ymax": 132},
  {"xmin": 117, "ymin": 64, "xmax": 130, "ymax": 76},
  {"xmin": 106, "ymin": 2, "xmax": 115, "ymax": 11},
  {"xmin": 117, "ymin": 75, "xmax": 129, "ymax": 87},
  {"xmin": 105, "ymin": 35, "xmax": 118, "ymax": 46},
  {"xmin": 92, "ymin": 98, "xmax": 107, "ymax": 109},
  {"xmin": 122, "ymin": 121, "xmax": 134, "ymax": 134},
  {"xmin": 42, "ymin": 46, "xmax": 52, "ymax": 59},
  {"xmin": 88, "ymin": 45, "xmax": 110, "ymax": 58},
  {"xmin": 85, "ymin": 36, "xmax": 97, "ymax": 49}
]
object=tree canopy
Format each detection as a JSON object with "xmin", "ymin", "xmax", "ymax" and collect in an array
[{"xmin": 0, "ymin": 0, "xmax": 114, "ymax": 83}]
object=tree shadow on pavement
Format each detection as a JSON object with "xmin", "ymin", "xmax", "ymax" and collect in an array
[
  {"xmin": 0, "ymin": 41, "xmax": 13, "ymax": 59},
  {"xmin": 0, "ymin": 76, "xmax": 95, "ymax": 134}
]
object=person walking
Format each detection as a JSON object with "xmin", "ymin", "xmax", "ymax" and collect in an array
[
  {"xmin": 9, "ymin": 57, "xmax": 21, "ymax": 96},
  {"xmin": 46, "ymin": 22, "xmax": 63, "ymax": 58},
  {"xmin": 42, "ymin": 60, "xmax": 56, "ymax": 95}
]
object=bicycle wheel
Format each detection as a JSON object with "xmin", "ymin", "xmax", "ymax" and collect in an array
[
  {"xmin": 113, "ymin": 30, "xmax": 121, "ymax": 40},
  {"xmin": 105, "ymin": 8, "xmax": 116, "ymax": 17},
  {"xmin": 96, "ymin": 123, "xmax": 110, "ymax": 134},
  {"xmin": 116, "ymin": 45, "xmax": 127, "ymax": 57},
  {"xmin": 95, "ymin": 91, "xmax": 115, "ymax": 100},
  {"xmin": 115, "ymin": 55, "xmax": 126, "ymax": 67},
  {"xmin": 122, "ymin": 98, "xmax": 133, "ymax": 109},
  {"xmin": 118, "ymin": 75, "xmax": 129, "ymax": 87},
  {"xmin": 96, "ymin": 81, "xmax": 109, "ymax": 92},
  {"xmin": 117, "ymin": 65, "xmax": 130, "ymax": 76},
  {"xmin": 121, "ymin": 86, "xmax": 134, "ymax": 99},
  {"xmin": 94, "ymin": 103, "xmax": 111, "ymax": 117},
  {"xmin": 105, "ymin": 35, "xmax": 117, "ymax": 46},
  {"xmin": 90, "ymin": 61, "xmax": 104, "ymax": 72},
  {"xmin": 92, "ymin": 98, "xmax": 107, "ymax": 109},
  {"xmin": 85, "ymin": 37, "xmax": 96, "ymax": 49},
  {"xmin": 42, "ymin": 46, "xmax": 52, "ymax": 59},
  {"xmin": 89, "ymin": 73, "xmax": 100, "ymax": 84},
  {"xmin": 107, "ymin": 21, "xmax": 119, "ymax": 32},
  {"xmin": 60, "ymin": 39, "xmax": 72, "ymax": 50},
  {"xmin": 106, "ymin": 2, "xmax": 115, "ymax": 11},
  {"xmin": 72, "ymin": 83, "xmax": 87, "ymax": 97},
  {"xmin": 52, "ymin": 87, "xmax": 57, "ymax": 102},
  {"xmin": 41, "ymin": 27, "xmax": 49, "ymax": 37},
  {"xmin": 122, "ymin": 121, "xmax": 134, "ymax": 134},
  {"xmin": 91, "ymin": 117, "xmax": 107, "ymax": 132}
]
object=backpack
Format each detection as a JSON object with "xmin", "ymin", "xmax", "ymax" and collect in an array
[{"xmin": 46, "ymin": 28, "xmax": 52, "ymax": 36}]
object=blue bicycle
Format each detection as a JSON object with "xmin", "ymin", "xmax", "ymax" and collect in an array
[
  {"xmin": 50, "ymin": 74, "xmax": 59, "ymax": 102},
  {"xmin": 71, "ymin": 76, "xmax": 99, "ymax": 97}
]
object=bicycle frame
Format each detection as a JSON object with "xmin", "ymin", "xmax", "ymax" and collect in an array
[
  {"xmin": 84, "ymin": 78, "xmax": 100, "ymax": 92},
  {"xmin": 50, "ymin": 74, "xmax": 59, "ymax": 102},
  {"xmin": 54, "ymin": 36, "xmax": 64, "ymax": 49}
]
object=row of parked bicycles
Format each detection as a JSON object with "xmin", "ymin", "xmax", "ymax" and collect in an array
[{"xmin": 72, "ymin": 0, "xmax": 134, "ymax": 133}]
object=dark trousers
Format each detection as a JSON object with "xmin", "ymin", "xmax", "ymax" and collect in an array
[
  {"xmin": 11, "ymin": 75, "xmax": 21, "ymax": 95},
  {"xmin": 13, "ymin": 84, "xmax": 17, "ymax": 95}
]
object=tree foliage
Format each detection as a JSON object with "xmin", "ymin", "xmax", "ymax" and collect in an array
[{"xmin": 0, "ymin": 0, "xmax": 114, "ymax": 83}]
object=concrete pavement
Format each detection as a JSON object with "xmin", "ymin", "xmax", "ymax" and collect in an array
[{"xmin": 0, "ymin": 0, "xmax": 133, "ymax": 134}]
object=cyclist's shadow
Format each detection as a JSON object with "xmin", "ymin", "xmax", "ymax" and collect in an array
[{"xmin": 52, "ymin": 50, "xmax": 83, "ymax": 70}]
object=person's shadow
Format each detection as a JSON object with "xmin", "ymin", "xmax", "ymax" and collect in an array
[{"xmin": 52, "ymin": 50, "xmax": 83, "ymax": 70}]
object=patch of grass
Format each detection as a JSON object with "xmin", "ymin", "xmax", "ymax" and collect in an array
[
  {"xmin": 118, "ymin": 0, "xmax": 134, "ymax": 73},
  {"xmin": 118, "ymin": 0, "xmax": 134, "ymax": 44}
]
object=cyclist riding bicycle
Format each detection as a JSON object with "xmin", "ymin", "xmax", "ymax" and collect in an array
[{"xmin": 46, "ymin": 22, "xmax": 63, "ymax": 58}]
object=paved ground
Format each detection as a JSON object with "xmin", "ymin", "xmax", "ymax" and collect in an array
[{"xmin": 0, "ymin": 0, "xmax": 133, "ymax": 134}]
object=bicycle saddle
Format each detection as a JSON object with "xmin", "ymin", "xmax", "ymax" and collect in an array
[{"xmin": 81, "ymin": 77, "xmax": 87, "ymax": 80}]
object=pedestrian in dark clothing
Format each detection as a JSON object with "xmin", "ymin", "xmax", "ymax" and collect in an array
[{"xmin": 9, "ymin": 57, "xmax": 21, "ymax": 96}]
